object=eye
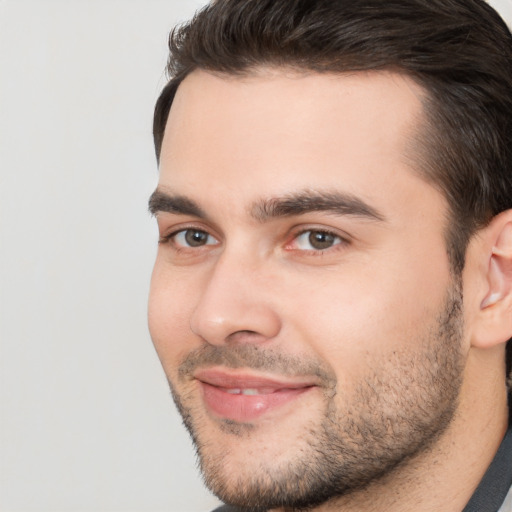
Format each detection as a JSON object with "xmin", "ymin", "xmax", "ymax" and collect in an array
[
  {"xmin": 171, "ymin": 229, "xmax": 218, "ymax": 248},
  {"xmin": 293, "ymin": 230, "xmax": 343, "ymax": 251}
]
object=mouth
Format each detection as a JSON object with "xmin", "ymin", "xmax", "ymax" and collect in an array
[{"xmin": 194, "ymin": 368, "xmax": 317, "ymax": 422}]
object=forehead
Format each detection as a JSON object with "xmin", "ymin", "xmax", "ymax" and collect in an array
[{"xmin": 158, "ymin": 68, "xmax": 435, "ymax": 217}]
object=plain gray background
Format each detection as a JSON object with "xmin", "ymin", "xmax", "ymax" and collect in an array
[{"xmin": 1, "ymin": 1, "xmax": 511, "ymax": 511}]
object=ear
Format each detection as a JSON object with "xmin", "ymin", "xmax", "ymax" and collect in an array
[{"xmin": 470, "ymin": 210, "xmax": 512, "ymax": 349}]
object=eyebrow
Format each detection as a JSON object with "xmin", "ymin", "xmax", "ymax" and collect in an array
[
  {"xmin": 148, "ymin": 189, "xmax": 206, "ymax": 218},
  {"xmin": 148, "ymin": 188, "xmax": 385, "ymax": 223},
  {"xmin": 251, "ymin": 190, "xmax": 386, "ymax": 223}
]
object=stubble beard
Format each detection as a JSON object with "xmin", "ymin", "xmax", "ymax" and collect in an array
[{"xmin": 169, "ymin": 283, "xmax": 465, "ymax": 511}]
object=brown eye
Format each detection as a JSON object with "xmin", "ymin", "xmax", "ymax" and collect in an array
[
  {"xmin": 173, "ymin": 229, "xmax": 218, "ymax": 248},
  {"xmin": 185, "ymin": 230, "xmax": 209, "ymax": 246},
  {"xmin": 294, "ymin": 230, "xmax": 342, "ymax": 251},
  {"xmin": 308, "ymin": 231, "xmax": 337, "ymax": 250}
]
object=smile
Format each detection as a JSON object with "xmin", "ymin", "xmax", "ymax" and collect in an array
[
  {"xmin": 225, "ymin": 388, "xmax": 276, "ymax": 395},
  {"xmin": 195, "ymin": 369, "xmax": 317, "ymax": 422}
]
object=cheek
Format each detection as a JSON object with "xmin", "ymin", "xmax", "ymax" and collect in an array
[
  {"xmin": 148, "ymin": 263, "xmax": 199, "ymax": 370},
  {"xmin": 282, "ymin": 255, "xmax": 451, "ymax": 374}
]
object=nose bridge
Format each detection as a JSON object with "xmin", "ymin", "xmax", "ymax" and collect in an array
[{"xmin": 189, "ymin": 245, "xmax": 281, "ymax": 345}]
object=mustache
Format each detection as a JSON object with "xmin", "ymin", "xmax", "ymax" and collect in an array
[{"xmin": 178, "ymin": 343, "xmax": 336, "ymax": 386}]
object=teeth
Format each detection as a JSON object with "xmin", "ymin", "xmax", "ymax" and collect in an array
[
  {"xmin": 224, "ymin": 388, "xmax": 261, "ymax": 395},
  {"xmin": 241, "ymin": 389, "xmax": 259, "ymax": 395}
]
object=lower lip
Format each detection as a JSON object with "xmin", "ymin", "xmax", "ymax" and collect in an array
[{"xmin": 200, "ymin": 382, "xmax": 313, "ymax": 422}]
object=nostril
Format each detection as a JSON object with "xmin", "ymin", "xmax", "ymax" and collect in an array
[{"xmin": 226, "ymin": 330, "xmax": 265, "ymax": 344}]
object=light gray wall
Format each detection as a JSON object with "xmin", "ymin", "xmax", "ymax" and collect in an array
[
  {"xmin": 0, "ymin": 1, "xmax": 218, "ymax": 511},
  {"xmin": 1, "ymin": 1, "xmax": 511, "ymax": 511}
]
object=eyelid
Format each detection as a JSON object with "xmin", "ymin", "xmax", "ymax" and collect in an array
[
  {"xmin": 157, "ymin": 219, "xmax": 352, "ymax": 255},
  {"xmin": 176, "ymin": 229, "xmax": 218, "ymax": 248},
  {"xmin": 285, "ymin": 226, "xmax": 352, "ymax": 252},
  {"xmin": 158, "ymin": 222, "xmax": 220, "ymax": 248}
]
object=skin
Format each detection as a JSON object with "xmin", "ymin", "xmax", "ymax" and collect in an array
[{"xmin": 148, "ymin": 69, "xmax": 509, "ymax": 511}]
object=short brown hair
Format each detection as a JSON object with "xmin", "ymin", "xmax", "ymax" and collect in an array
[{"xmin": 153, "ymin": 0, "xmax": 512, "ymax": 381}]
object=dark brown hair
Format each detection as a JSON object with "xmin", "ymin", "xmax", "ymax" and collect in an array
[{"xmin": 153, "ymin": 0, "xmax": 512, "ymax": 381}]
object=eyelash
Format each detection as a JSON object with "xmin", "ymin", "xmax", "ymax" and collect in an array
[
  {"xmin": 159, "ymin": 226, "xmax": 350, "ymax": 255},
  {"xmin": 286, "ymin": 228, "xmax": 350, "ymax": 254},
  {"xmin": 158, "ymin": 226, "xmax": 217, "ymax": 249}
]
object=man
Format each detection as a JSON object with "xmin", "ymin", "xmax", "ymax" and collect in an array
[{"xmin": 147, "ymin": 0, "xmax": 512, "ymax": 510}]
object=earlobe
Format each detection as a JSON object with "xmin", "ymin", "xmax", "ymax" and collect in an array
[{"xmin": 473, "ymin": 216, "xmax": 512, "ymax": 348}]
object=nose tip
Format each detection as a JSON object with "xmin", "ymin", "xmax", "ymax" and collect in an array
[{"xmin": 190, "ymin": 300, "xmax": 282, "ymax": 346}]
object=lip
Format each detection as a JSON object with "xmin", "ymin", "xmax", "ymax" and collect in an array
[{"xmin": 195, "ymin": 368, "xmax": 317, "ymax": 422}]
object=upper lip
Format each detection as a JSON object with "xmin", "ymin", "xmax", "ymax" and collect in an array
[{"xmin": 194, "ymin": 368, "xmax": 318, "ymax": 390}]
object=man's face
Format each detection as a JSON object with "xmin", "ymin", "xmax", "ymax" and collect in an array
[{"xmin": 148, "ymin": 69, "xmax": 466, "ymax": 509}]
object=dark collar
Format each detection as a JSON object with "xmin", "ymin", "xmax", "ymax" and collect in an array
[{"xmin": 462, "ymin": 398, "xmax": 512, "ymax": 512}]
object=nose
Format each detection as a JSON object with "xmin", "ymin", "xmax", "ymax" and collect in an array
[{"xmin": 189, "ymin": 253, "xmax": 282, "ymax": 346}]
